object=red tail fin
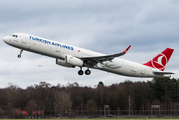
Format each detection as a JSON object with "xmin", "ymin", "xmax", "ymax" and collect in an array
[{"xmin": 143, "ymin": 48, "xmax": 174, "ymax": 71}]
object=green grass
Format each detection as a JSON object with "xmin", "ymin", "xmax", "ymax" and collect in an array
[{"xmin": 3, "ymin": 118, "xmax": 178, "ymax": 120}]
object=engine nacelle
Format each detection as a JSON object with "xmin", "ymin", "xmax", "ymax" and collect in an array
[
  {"xmin": 65, "ymin": 55, "xmax": 83, "ymax": 67},
  {"xmin": 56, "ymin": 59, "xmax": 75, "ymax": 68}
]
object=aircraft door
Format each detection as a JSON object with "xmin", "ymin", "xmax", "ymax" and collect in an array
[
  {"xmin": 140, "ymin": 67, "xmax": 146, "ymax": 75},
  {"xmin": 21, "ymin": 35, "xmax": 27, "ymax": 44}
]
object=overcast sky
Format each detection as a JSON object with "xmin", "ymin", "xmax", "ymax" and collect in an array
[{"xmin": 0, "ymin": 0, "xmax": 178, "ymax": 88}]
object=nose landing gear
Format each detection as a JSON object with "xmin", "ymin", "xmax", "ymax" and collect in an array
[{"xmin": 17, "ymin": 49, "xmax": 23, "ymax": 58}]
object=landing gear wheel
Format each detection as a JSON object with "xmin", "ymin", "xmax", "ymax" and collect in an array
[
  {"xmin": 17, "ymin": 54, "xmax": 21, "ymax": 58},
  {"xmin": 17, "ymin": 49, "xmax": 23, "ymax": 58},
  {"xmin": 85, "ymin": 69, "xmax": 91, "ymax": 75},
  {"xmin": 78, "ymin": 70, "xmax": 84, "ymax": 75}
]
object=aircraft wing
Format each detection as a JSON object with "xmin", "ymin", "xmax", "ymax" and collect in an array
[{"xmin": 80, "ymin": 45, "xmax": 131, "ymax": 65}]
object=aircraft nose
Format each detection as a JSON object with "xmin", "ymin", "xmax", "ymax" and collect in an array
[{"xmin": 3, "ymin": 36, "xmax": 9, "ymax": 43}]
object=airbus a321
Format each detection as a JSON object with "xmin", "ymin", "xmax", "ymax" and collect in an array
[{"xmin": 3, "ymin": 33, "xmax": 174, "ymax": 77}]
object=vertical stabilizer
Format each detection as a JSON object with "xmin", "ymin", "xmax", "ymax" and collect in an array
[{"xmin": 143, "ymin": 48, "xmax": 174, "ymax": 71}]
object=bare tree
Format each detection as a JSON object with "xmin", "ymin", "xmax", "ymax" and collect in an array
[
  {"xmin": 54, "ymin": 91, "xmax": 72, "ymax": 111},
  {"xmin": 25, "ymin": 100, "xmax": 37, "ymax": 110},
  {"xmin": 87, "ymin": 100, "xmax": 97, "ymax": 111}
]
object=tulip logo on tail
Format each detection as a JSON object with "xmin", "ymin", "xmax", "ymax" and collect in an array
[
  {"xmin": 143, "ymin": 48, "xmax": 174, "ymax": 71},
  {"xmin": 151, "ymin": 53, "xmax": 167, "ymax": 71}
]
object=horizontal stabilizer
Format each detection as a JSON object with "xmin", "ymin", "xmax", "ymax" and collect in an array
[{"xmin": 153, "ymin": 71, "xmax": 175, "ymax": 75}]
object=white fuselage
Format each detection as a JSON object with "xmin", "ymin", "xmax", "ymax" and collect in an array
[{"xmin": 3, "ymin": 33, "xmax": 167, "ymax": 78}]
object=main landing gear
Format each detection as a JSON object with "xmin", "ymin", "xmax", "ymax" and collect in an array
[
  {"xmin": 17, "ymin": 49, "xmax": 23, "ymax": 58},
  {"xmin": 78, "ymin": 68, "xmax": 91, "ymax": 75}
]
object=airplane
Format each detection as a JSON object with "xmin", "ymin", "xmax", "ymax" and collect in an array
[{"xmin": 3, "ymin": 33, "xmax": 174, "ymax": 77}]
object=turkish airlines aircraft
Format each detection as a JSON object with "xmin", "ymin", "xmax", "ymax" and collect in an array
[{"xmin": 3, "ymin": 33, "xmax": 174, "ymax": 77}]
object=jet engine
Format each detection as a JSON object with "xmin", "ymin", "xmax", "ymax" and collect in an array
[
  {"xmin": 65, "ymin": 55, "xmax": 83, "ymax": 67},
  {"xmin": 56, "ymin": 59, "xmax": 75, "ymax": 68}
]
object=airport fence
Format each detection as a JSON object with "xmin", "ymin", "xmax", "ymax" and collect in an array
[{"xmin": 1, "ymin": 109, "xmax": 179, "ymax": 119}]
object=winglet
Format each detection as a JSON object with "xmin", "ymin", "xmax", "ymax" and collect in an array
[{"xmin": 123, "ymin": 45, "xmax": 131, "ymax": 54}]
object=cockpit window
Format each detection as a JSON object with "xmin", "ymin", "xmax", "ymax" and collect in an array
[{"xmin": 12, "ymin": 34, "xmax": 18, "ymax": 38}]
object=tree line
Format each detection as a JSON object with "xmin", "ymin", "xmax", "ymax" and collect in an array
[{"xmin": 0, "ymin": 77, "xmax": 179, "ymax": 112}]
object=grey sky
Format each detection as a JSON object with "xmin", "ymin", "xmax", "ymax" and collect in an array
[{"xmin": 0, "ymin": 0, "xmax": 178, "ymax": 88}]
